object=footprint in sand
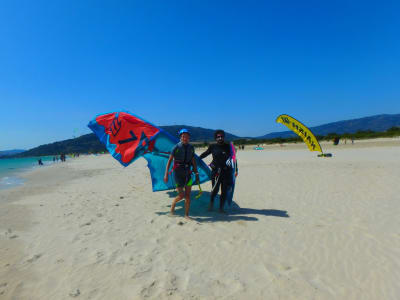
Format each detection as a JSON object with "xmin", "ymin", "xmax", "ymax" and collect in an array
[
  {"xmin": 140, "ymin": 281, "xmax": 157, "ymax": 298},
  {"xmin": 80, "ymin": 221, "xmax": 92, "ymax": 227},
  {"xmin": 27, "ymin": 254, "xmax": 42, "ymax": 263},
  {"xmin": 264, "ymin": 263, "xmax": 296, "ymax": 279},
  {"xmin": 69, "ymin": 289, "xmax": 80, "ymax": 297}
]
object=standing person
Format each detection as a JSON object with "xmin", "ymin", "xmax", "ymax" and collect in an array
[
  {"xmin": 164, "ymin": 129, "xmax": 200, "ymax": 220},
  {"xmin": 199, "ymin": 130, "xmax": 238, "ymax": 213}
]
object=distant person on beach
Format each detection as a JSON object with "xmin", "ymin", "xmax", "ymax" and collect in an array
[
  {"xmin": 333, "ymin": 137, "xmax": 340, "ymax": 145},
  {"xmin": 199, "ymin": 130, "xmax": 238, "ymax": 213},
  {"xmin": 38, "ymin": 158, "xmax": 43, "ymax": 166},
  {"xmin": 164, "ymin": 129, "xmax": 199, "ymax": 220}
]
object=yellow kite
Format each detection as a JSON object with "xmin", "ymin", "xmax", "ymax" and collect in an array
[{"xmin": 276, "ymin": 114, "xmax": 323, "ymax": 153}]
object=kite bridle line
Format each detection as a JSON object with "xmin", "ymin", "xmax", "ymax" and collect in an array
[
  {"xmin": 195, "ymin": 181, "xmax": 203, "ymax": 199},
  {"xmin": 211, "ymin": 168, "xmax": 222, "ymax": 194}
]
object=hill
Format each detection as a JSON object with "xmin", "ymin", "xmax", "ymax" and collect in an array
[
  {"xmin": 259, "ymin": 114, "xmax": 400, "ymax": 139},
  {"xmin": 160, "ymin": 125, "xmax": 239, "ymax": 142},
  {"xmin": 17, "ymin": 134, "xmax": 107, "ymax": 157},
  {"xmin": 0, "ymin": 149, "xmax": 26, "ymax": 158}
]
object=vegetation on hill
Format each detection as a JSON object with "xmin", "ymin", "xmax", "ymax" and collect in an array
[
  {"xmin": 15, "ymin": 134, "xmax": 106, "ymax": 158},
  {"xmin": 260, "ymin": 113, "xmax": 400, "ymax": 139},
  {"xmin": 232, "ymin": 127, "xmax": 400, "ymax": 146}
]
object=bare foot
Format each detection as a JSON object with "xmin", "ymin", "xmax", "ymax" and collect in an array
[{"xmin": 184, "ymin": 215, "xmax": 193, "ymax": 221}]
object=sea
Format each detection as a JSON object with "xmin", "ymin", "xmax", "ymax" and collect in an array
[{"xmin": 0, "ymin": 156, "xmax": 56, "ymax": 190}]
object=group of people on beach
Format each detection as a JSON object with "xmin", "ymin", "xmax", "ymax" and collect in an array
[
  {"xmin": 52, "ymin": 154, "xmax": 67, "ymax": 162},
  {"xmin": 164, "ymin": 129, "xmax": 238, "ymax": 220}
]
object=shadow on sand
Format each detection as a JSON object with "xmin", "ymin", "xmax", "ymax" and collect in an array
[{"xmin": 156, "ymin": 191, "xmax": 289, "ymax": 223}]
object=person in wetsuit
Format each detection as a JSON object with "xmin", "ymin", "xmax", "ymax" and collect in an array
[
  {"xmin": 199, "ymin": 129, "xmax": 238, "ymax": 213},
  {"xmin": 164, "ymin": 129, "xmax": 200, "ymax": 220}
]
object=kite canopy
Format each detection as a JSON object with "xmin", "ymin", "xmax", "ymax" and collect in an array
[
  {"xmin": 276, "ymin": 114, "xmax": 323, "ymax": 153},
  {"xmin": 88, "ymin": 111, "xmax": 211, "ymax": 191}
]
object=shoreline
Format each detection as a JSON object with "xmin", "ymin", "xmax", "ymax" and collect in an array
[{"xmin": 0, "ymin": 156, "xmax": 60, "ymax": 191}]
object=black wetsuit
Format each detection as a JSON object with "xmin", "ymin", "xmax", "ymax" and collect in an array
[{"xmin": 199, "ymin": 143, "xmax": 238, "ymax": 209}]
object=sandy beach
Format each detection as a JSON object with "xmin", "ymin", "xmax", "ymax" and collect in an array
[{"xmin": 1, "ymin": 138, "xmax": 400, "ymax": 300}]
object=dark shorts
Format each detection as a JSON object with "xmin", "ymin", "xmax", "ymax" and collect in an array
[{"xmin": 174, "ymin": 167, "xmax": 193, "ymax": 188}]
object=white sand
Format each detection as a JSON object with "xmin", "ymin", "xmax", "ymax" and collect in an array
[{"xmin": 1, "ymin": 139, "xmax": 400, "ymax": 299}]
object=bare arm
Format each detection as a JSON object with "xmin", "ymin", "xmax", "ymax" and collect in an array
[
  {"xmin": 192, "ymin": 157, "xmax": 200, "ymax": 183},
  {"xmin": 164, "ymin": 154, "xmax": 173, "ymax": 183},
  {"xmin": 192, "ymin": 157, "xmax": 198, "ymax": 173}
]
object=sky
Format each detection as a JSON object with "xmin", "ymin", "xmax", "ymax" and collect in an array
[{"xmin": 1, "ymin": 0, "xmax": 400, "ymax": 150}]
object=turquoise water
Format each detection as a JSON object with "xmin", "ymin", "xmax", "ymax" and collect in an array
[{"xmin": 0, "ymin": 156, "xmax": 55, "ymax": 190}]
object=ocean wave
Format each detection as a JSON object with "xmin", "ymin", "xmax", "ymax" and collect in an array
[{"xmin": 0, "ymin": 176, "xmax": 25, "ymax": 189}]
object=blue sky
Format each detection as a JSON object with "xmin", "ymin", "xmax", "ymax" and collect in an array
[{"xmin": 1, "ymin": 0, "xmax": 399, "ymax": 150}]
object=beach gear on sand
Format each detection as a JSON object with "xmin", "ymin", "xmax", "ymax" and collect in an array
[
  {"xmin": 276, "ymin": 114, "xmax": 331, "ymax": 157},
  {"xmin": 88, "ymin": 111, "xmax": 211, "ymax": 191}
]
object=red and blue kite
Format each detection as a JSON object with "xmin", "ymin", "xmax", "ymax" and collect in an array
[{"xmin": 88, "ymin": 111, "xmax": 211, "ymax": 191}]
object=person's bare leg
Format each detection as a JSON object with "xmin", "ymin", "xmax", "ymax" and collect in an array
[
  {"xmin": 184, "ymin": 186, "xmax": 192, "ymax": 219},
  {"xmin": 171, "ymin": 187, "xmax": 184, "ymax": 214}
]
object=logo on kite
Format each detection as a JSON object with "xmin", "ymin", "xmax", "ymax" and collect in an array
[{"xmin": 276, "ymin": 114, "xmax": 331, "ymax": 157}]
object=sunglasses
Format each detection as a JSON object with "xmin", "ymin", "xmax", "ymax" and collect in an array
[{"xmin": 216, "ymin": 135, "xmax": 224, "ymax": 139}]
